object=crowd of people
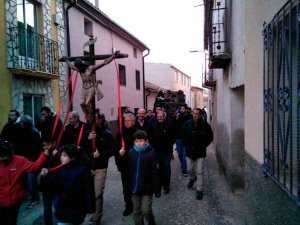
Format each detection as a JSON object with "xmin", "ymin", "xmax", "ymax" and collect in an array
[{"xmin": 0, "ymin": 104, "xmax": 213, "ymax": 225}]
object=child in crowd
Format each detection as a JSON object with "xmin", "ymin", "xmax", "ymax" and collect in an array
[
  {"xmin": 39, "ymin": 138, "xmax": 60, "ymax": 225},
  {"xmin": 41, "ymin": 144, "xmax": 95, "ymax": 225},
  {"xmin": 128, "ymin": 130, "xmax": 161, "ymax": 225},
  {"xmin": 0, "ymin": 139, "xmax": 48, "ymax": 225}
]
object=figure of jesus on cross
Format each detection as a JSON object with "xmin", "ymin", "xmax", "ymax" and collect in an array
[{"xmin": 62, "ymin": 55, "xmax": 114, "ymax": 123}]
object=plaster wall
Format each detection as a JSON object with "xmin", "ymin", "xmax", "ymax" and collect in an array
[
  {"xmin": 69, "ymin": 9, "xmax": 145, "ymax": 122},
  {"xmin": 145, "ymin": 63, "xmax": 172, "ymax": 90},
  {"xmin": 244, "ymin": 0, "xmax": 283, "ymax": 163}
]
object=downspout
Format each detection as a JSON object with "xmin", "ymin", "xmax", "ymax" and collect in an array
[
  {"xmin": 64, "ymin": 0, "xmax": 77, "ymax": 110},
  {"xmin": 142, "ymin": 49, "xmax": 150, "ymax": 108},
  {"xmin": 145, "ymin": 89, "xmax": 151, "ymax": 110}
]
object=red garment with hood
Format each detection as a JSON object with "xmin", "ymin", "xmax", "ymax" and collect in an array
[{"xmin": 0, "ymin": 152, "xmax": 47, "ymax": 207}]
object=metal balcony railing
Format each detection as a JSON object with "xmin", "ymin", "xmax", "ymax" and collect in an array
[
  {"xmin": 205, "ymin": 0, "xmax": 231, "ymax": 68},
  {"xmin": 7, "ymin": 26, "xmax": 59, "ymax": 75}
]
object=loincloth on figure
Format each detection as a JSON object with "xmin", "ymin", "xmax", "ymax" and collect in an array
[{"xmin": 81, "ymin": 83, "xmax": 103, "ymax": 103}]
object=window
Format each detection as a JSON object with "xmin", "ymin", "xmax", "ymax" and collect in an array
[
  {"xmin": 119, "ymin": 64, "xmax": 126, "ymax": 86},
  {"xmin": 135, "ymin": 70, "xmax": 140, "ymax": 90},
  {"xmin": 263, "ymin": 1, "xmax": 299, "ymax": 204},
  {"xmin": 133, "ymin": 47, "xmax": 137, "ymax": 58},
  {"xmin": 23, "ymin": 95, "xmax": 43, "ymax": 126},
  {"xmin": 181, "ymin": 74, "xmax": 183, "ymax": 85},
  {"xmin": 84, "ymin": 18, "xmax": 93, "ymax": 36},
  {"xmin": 184, "ymin": 76, "xmax": 186, "ymax": 86},
  {"xmin": 17, "ymin": 0, "xmax": 38, "ymax": 58},
  {"xmin": 175, "ymin": 71, "xmax": 178, "ymax": 83}
]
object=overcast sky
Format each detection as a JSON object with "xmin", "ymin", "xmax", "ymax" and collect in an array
[{"xmin": 88, "ymin": 0, "xmax": 205, "ymax": 87}]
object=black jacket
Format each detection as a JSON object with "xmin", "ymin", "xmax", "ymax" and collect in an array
[
  {"xmin": 114, "ymin": 127, "xmax": 137, "ymax": 172},
  {"xmin": 61, "ymin": 121, "xmax": 89, "ymax": 148},
  {"xmin": 89, "ymin": 127, "xmax": 114, "ymax": 170},
  {"xmin": 173, "ymin": 112, "xmax": 192, "ymax": 138},
  {"xmin": 149, "ymin": 120, "xmax": 176, "ymax": 157},
  {"xmin": 128, "ymin": 144, "xmax": 160, "ymax": 195},
  {"xmin": 182, "ymin": 119, "xmax": 213, "ymax": 159},
  {"xmin": 47, "ymin": 161, "xmax": 95, "ymax": 224}
]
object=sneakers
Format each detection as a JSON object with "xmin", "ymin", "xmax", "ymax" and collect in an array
[
  {"xmin": 196, "ymin": 191, "xmax": 203, "ymax": 200},
  {"xmin": 123, "ymin": 206, "xmax": 133, "ymax": 217},
  {"xmin": 27, "ymin": 200, "xmax": 40, "ymax": 209},
  {"xmin": 187, "ymin": 179, "xmax": 197, "ymax": 189}
]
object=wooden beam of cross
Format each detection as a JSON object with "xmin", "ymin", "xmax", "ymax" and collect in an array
[{"xmin": 59, "ymin": 51, "xmax": 128, "ymax": 62}]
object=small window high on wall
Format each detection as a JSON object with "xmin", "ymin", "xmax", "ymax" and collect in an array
[{"xmin": 84, "ymin": 18, "xmax": 93, "ymax": 36}]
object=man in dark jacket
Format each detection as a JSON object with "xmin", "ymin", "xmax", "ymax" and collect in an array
[
  {"xmin": 0, "ymin": 110, "xmax": 21, "ymax": 147},
  {"xmin": 182, "ymin": 108, "xmax": 213, "ymax": 200},
  {"xmin": 149, "ymin": 110, "xmax": 176, "ymax": 194},
  {"xmin": 37, "ymin": 106, "xmax": 62, "ymax": 143},
  {"xmin": 114, "ymin": 113, "xmax": 137, "ymax": 216},
  {"xmin": 17, "ymin": 115, "xmax": 44, "ymax": 209},
  {"xmin": 87, "ymin": 112, "xmax": 114, "ymax": 225},
  {"xmin": 135, "ymin": 108, "xmax": 151, "ymax": 134},
  {"xmin": 61, "ymin": 111, "xmax": 89, "ymax": 149},
  {"xmin": 173, "ymin": 104, "xmax": 192, "ymax": 176}
]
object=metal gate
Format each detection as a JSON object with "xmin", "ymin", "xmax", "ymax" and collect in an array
[{"xmin": 263, "ymin": 0, "xmax": 300, "ymax": 205}]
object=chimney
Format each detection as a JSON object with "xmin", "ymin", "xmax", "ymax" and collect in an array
[{"xmin": 95, "ymin": 0, "xmax": 99, "ymax": 8}]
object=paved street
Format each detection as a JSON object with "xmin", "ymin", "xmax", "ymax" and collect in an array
[{"xmin": 18, "ymin": 145, "xmax": 246, "ymax": 225}]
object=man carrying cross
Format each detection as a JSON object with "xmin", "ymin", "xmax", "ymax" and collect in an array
[{"xmin": 62, "ymin": 55, "xmax": 114, "ymax": 123}]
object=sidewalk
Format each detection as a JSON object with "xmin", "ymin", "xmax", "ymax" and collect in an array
[{"xmin": 18, "ymin": 144, "xmax": 246, "ymax": 225}]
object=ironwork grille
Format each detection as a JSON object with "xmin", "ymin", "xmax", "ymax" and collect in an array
[
  {"xmin": 7, "ymin": 26, "xmax": 59, "ymax": 75},
  {"xmin": 263, "ymin": 0, "xmax": 300, "ymax": 205}
]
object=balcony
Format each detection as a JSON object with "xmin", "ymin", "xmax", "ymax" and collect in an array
[
  {"xmin": 204, "ymin": 0, "xmax": 231, "ymax": 69},
  {"xmin": 7, "ymin": 26, "xmax": 59, "ymax": 79},
  {"xmin": 203, "ymin": 70, "xmax": 216, "ymax": 88}
]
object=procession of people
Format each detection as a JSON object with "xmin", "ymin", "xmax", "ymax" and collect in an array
[{"xmin": 0, "ymin": 102, "xmax": 212, "ymax": 225}]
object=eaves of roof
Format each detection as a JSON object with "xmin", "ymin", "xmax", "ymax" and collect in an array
[{"xmin": 68, "ymin": 0, "xmax": 149, "ymax": 51}]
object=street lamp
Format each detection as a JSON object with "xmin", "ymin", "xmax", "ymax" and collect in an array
[{"xmin": 194, "ymin": 4, "xmax": 204, "ymax": 7}]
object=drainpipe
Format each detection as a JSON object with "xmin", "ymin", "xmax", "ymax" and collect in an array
[
  {"xmin": 142, "ymin": 49, "xmax": 150, "ymax": 108},
  {"xmin": 145, "ymin": 88, "xmax": 151, "ymax": 110},
  {"xmin": 64, "ymin": 0, "xmax": 77, "ymax": 110}
]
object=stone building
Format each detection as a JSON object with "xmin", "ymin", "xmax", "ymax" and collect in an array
[{"xmin": 0, "ymin": 0, "xmax": 66, "ymax": 126}]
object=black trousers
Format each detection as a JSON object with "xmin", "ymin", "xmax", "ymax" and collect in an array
[
  {"xmin": 120, "ymin": 169, "xmax": 133, "ymax": 209},
  {"xmin": 0, "ymin": 203, "xmax": 22, "ymax": 225}
]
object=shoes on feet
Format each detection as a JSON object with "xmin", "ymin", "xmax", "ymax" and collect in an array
[
  {"xmin": 27, "ymin": 200, "xmax": 40, "ymax": 209},
  {"xmin": 123, "ymin": 206, "xmax": 133, "ymax": 216},
  {"xmin": 182, "ymin": 171, "xmax": 189, "ymax": 177},
  {"xmin": 196, "ymin": 191, "xmax": 203, "ymax": 200},
  {"xmin": 187, "ymin": 179, "xmax": 197, "ymax": 189}
]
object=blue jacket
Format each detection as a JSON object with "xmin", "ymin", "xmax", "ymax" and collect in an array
[{"xmin": 128, "ymin": 144, "xmax": 160, "ymax": 195}]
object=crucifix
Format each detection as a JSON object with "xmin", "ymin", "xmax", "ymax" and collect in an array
[{"xmin": 60, "ymin": 35, "xmax": 128, "ymax": 124}]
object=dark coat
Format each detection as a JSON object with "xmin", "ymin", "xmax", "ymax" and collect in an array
[
  {"xmin": 14, "ymin": 118, "xmax": 43, "ymax": 161},
  {"xmin": 181, "ymin": 119, "xmax": 213, "ymax": 159},
  {"xmin": 149, "ymin": 120, "xmax": 176, "ymax": 157},
  {"xmin": 37, "ymin": 114, "xmax": 62, "ymax": 141},
  {"xmin": 46, "ymin": 161, "xmax": 95, "ymax": 224},
  {"xmin": 135, "ymin": 119, "xmax": 151, "ymax": 135},
  {"xmin": 114, "ymin": 127, "xmax": 137, "ymax": 172},
  {"xmin": 128, "ymin": 144, "xmax": 160, "ymax": 195},
  {"xmin": 89, "ymin": 127, "xmax": 114, "ymax": 170},
  {"xmin": 0, "ymin": 122, "xmax": 22, "ymax": 149},
  {"xmin": 173, "ymin": 112, "xmax": 192, "ymax": 138},
  {"xmin": 61, "ymin": 121, "xmax": 89, "ymax": 148}
]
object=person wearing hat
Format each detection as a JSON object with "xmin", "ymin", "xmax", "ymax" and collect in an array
[{"xmin": 0, "ymin": 140, "xmax": 48, "ymax": 225}]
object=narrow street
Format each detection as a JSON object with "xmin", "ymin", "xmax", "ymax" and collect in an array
[{"xmin": 18, "ymin": 145, "xmax": 246, "ymax": 225}]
